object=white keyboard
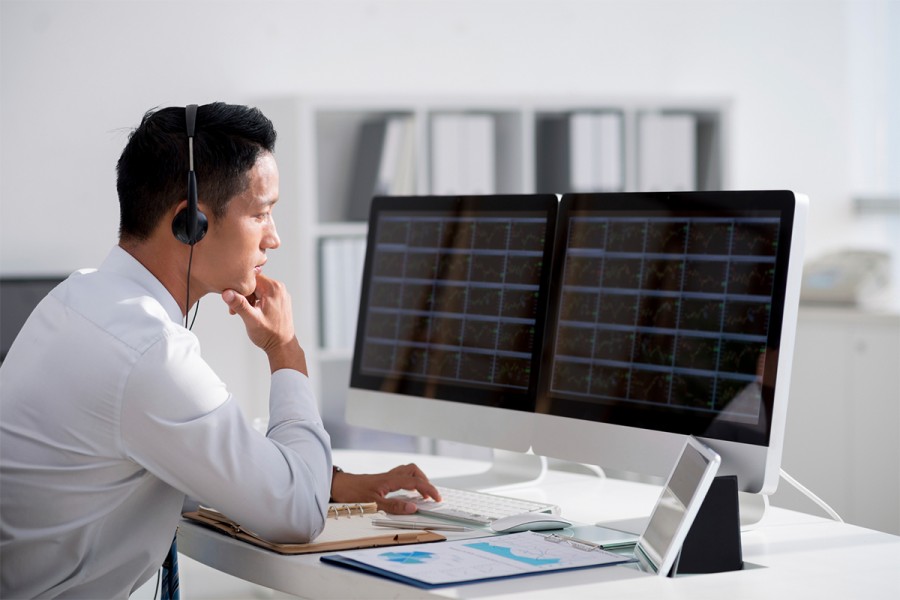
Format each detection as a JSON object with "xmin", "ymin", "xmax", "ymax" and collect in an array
[{"xmin": 402, "ymin": 486, "xmax": 560, "ymax": 526}]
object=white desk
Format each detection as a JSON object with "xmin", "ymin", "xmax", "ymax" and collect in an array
[{"xmin": 178, "ymin": 450, "xmax": 900, "ymax": 599}]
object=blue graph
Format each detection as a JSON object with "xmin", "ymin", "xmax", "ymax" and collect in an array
[
  {"xmin": 379, "ymin": 551, "xmax": 436, "ymax": 565},
  {"xmin": 464, "ymin": 541, "xmax": 560, "ymax": 566}
]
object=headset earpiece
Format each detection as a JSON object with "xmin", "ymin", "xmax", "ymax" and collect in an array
[
  {"xmin": 172, "ymin": 104, "xmax": 208, "ymax": 245},
  {"xmin": 172, "ymin": 200, "xmax": 208, "ymax": 245}
]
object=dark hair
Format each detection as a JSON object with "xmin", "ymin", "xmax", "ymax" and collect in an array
[{"xmin": 116, "ymin": 102, "xmax": 277, "ymax": 242}]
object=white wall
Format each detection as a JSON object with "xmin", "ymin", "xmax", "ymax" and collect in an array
[{"xmin": 2, "ymin": 0, "xmax": 897, "ymax": 418}]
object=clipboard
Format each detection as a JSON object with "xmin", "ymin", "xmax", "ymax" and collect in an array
[
  {"xmin": 321, "ymin": 530, "xmax": 635, "ymax": 588},
  {"xmin": 183, "ymin": 504, "xmax": 445, "ymax": 555}
]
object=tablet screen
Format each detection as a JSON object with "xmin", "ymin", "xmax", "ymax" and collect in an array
[{"xmin": 635, "ymin": 436, "xmax": 720, "ymax": 576}]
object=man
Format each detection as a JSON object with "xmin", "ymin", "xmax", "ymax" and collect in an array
[{"xmin": 0, "ymin": 103, "xmax": 439, "ymax": 598}]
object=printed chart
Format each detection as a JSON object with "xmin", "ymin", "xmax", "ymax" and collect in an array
[{"xmin": 324, "ymin": 531, "xmax": 633, "ymax": 587}]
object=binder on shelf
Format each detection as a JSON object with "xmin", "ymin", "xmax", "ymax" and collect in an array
[
  {"xmin": 183, "ymin": 503, "xmax": 445, "ymax": 555},
  {"xmin": 387, "ymin": 117, "xmax": 416, "ymax": 198},
  {"xmin": 346, "ymin": 116, "xmax": 415, "ymax": 221},
  {"xmin": 569, "ymin": 112, "xmax": 623, "ymax": 193},
  {"xmin": 345, "ymin": 236, "xmax": 366, "ymax": 348},
  {"xmin": 535, "ymin": 112, "xmax": 623, "ymax": 193},
  {"xmin": 638, "ymin": 113, "xmax": 697, "ymax": 192},
  {"xmin": 319, "ymin": 237, "xmax": 342, "ymax": 350},
  {"xmin": 319, "ymin": 235, "xmax": 367, "ymax": 350},
  {"xmin": 569, "ymin": 113, "xmax": 625, "ymax": 192},
  {"xmin": 534, "ymin": 114, "xmax": 571, "ymax": 193},
  {"xmin": 430, "ymin": 113, "xmax": 496, "ymax": 195}
]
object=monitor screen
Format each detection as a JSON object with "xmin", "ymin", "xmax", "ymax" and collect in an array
[
  {"xmin": 533, "ymin": 191, "xmax": 807, "ymax": 494},
  {"xmin": 347, "ymin": 195, "xmax": 557, "ymax": 451}
]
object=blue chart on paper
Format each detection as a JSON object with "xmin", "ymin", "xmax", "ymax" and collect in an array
[
  {"xmin": 329, "ymin": 532, "xmax": 631, "ymax": 588},
  {"xmin": 464, "ymin": 541, "xmax": 561, "ymax": 566},
  {"xmin": 379, "ymin": 551, "xmax": 436, "ymax": 565}
]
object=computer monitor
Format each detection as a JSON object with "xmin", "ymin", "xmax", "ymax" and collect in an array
[
  {"xmin": 533, "ymin": 191, "xmax": 808, "ymax": 497},
  {"xmin": 346, "ymin": 195, "xmax": 558, "ymax": 484}
]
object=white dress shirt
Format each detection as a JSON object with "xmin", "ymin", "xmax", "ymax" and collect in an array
[{"xmin": 0, "ymin": 246, "xmax": 333, "ymax": 599}]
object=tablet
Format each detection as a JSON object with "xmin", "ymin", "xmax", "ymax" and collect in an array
[{"xmin": 634, "ymin": 435, "xmax": 721, "ymax": 576}]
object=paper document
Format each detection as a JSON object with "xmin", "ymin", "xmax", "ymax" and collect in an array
[{"xmin": 321, "ymin": 530, "xmax": 635, "ymax": 588}]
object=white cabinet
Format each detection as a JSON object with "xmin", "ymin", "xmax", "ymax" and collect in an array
[
  {"xmin": 773, "ymin": 307, "xmax": 900, "ymax": 534},
  {"xmin": 255, "ymin": 96, "xmax": 729, "ymax": 450}
]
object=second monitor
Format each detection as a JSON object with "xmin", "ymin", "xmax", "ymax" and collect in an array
[{"xmin": 534, "ymin": 191, "xmax": 807, "ymax": 496}]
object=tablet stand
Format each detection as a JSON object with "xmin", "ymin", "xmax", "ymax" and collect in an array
[{"xmin": 671, "ymin": 475, "xmax": 744, "ymax": 576}]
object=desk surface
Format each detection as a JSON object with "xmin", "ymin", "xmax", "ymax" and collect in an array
[{"xmin": 178, "ymin": 450, "xmax": 900, "ymax": 599}]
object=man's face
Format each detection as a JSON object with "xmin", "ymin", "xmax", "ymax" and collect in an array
[{"xmin": 192, "ymin": 152, "xmax": 281, "ymax": 297}]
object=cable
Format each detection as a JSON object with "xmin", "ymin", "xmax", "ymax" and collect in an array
[
  {"xmin": 779, "ymin": 468, "xmax": 844, "ymax": 523},
  {"xmin": 184, "ymin": 244, "xmax": 200, "ymax": 330},
  {"xmin": 188, "ymin": 298, "xmax": 200, "ymax": 331}
]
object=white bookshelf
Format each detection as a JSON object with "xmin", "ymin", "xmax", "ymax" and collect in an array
[{"xmin": 255, "ymin": 95, "xmax": 730, "ymax": 450}]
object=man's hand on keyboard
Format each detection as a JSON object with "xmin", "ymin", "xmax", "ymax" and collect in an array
[{"xmin": 329, "ymin": 463, "xmax": 442, "ymax": 515}]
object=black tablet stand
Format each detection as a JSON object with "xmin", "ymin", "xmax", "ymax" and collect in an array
[{"xmin": 671, "ymin": 475, "xmax": 745, "ymax": 576}]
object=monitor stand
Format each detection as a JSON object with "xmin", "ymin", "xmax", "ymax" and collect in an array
[
  {"xmin": 432, "ymin": 449, "xmax": 548, "ymax": 491},
  {"xmin": 738, "ymin": 491, "xmax": 769, "ymax": 528}
]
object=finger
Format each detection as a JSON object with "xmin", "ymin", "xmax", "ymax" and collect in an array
[
  {"xmin": 377, "ymin": 497, "xmax": 418, "ymax": 515},
  {"xmin": 412, "ymin": 478, "xmax": 441, "ymax": 503},
  {"xmin": 396, "ymin": 464, "xmax": 441, "ymax": 502},
  {"xmin": 222, "ymin": 289, "xmax": 253, "ymax": 317}
]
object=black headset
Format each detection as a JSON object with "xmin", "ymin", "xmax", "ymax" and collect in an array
[{"xmin": 172, "ymin": 104, "xmax": 209, "ymax": 246}]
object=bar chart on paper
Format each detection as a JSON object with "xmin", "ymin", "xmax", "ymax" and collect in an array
[{"xmin": 322, "ymin": 531, "xmax": 634, "ymax": 588}]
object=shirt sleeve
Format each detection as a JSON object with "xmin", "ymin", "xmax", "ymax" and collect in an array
[{"xmin": 120, "ymin": 329, "xmax": 332, "ymax": 543}]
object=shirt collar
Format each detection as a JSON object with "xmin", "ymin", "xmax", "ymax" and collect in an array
[{"xmin": 100, "ymin": 245, "xmax": 185, "ymax": 325}]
